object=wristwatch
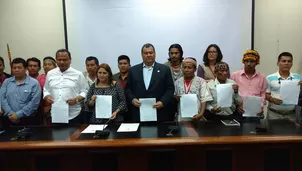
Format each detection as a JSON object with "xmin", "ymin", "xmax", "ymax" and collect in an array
[{"xmin": 75, "ymin": 98, "xmax": 79, "ymax": 103}]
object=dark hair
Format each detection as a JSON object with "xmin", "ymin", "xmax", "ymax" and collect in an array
[
  {"xmin": 27, "ymin": 57, "xmax": 41, "ymax": 69},
  {"xmin": 43, "ymin": 56, "xmax": 55, "ymax": 62},
  {"xmin": 278, "ymin": 52, "xmax": 293, "ymax": 62},
  {"xmin": 56, "ymin": 49, "xmax": 71, "ymax": 59},
  {"xmin": 0, "ymin": 56, "xmax": 4, "ymax": 66},
  {"xmin": 183, "ymin": 57, "xmax": 197, "ymax": 68},
  {"xmin": 86, "ymin": 56, "xmax": 99, "ymax": 65},
  {"xmin": 96, "ymin": 63, "xmax": 114, "ymax": 85},
  {"xmin": 12, "ymin": 57, "xmax": 27, "ymax": 68},
  {"xmin": 168, "ymin": 44, "xmax": 184, "ymax": 61},
  {"xmin": 141, "ymin": 43, "xmax": 156, "ymax": 54},
  {"xmin": 118, "ymin": 55, "xmax": 130, "ymax": 64},
  {"xmin": 203, "ymin": 44, "xmax": 223, "ymax": 66},
  {"xmin": 214, "ymin": 62, "xmax": 229, "ymax": 73}
]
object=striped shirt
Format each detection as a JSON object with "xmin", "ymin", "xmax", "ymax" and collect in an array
[{"xmin": 266, "ymin": 71, "xmax": 301, "ymax": 111}]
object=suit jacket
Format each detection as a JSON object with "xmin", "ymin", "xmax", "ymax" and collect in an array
[{"xmin": 125, "ymin": 62, "xmax": 175, "ymax": 122}]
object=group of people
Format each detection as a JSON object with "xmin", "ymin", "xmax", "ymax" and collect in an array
[{"xmin": 0, "ymin": 43, "xmax": 301, "ymax": 127}]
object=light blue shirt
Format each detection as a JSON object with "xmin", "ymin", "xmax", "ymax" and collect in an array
[
  {"xmin": 143, "ymin": 63, "xmax": 154, "ymax": 90},
  {"xmin": 0, "ymin": 75, "xmax": 41, "ymax": 118}
]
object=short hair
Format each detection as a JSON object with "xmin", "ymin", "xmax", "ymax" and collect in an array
[
  {"xmin": 12, "ymin": 58, "xmax": 27, "ymax": 68},
  {"xmin": 27, "ymin": 57, "xmax": 41, "ymax": 69},
  {"xmin": 56, "ymin": 49, "xmax": 71, "ymax": 59},
  {"xmin": 118, "ymin": 55, "xmax": 130, "ymax": 64},
  {"xmin": 278, "ymin": 52, "xmax": 293, "ymax": 62},
  {"xmin": 0, "ymin": 56, "xmax": 4, "ymax": 66},
  {"xmin": 96, "ymin": 63, "xmax": 114, "ymax": 85},
  {"xmin": 43, "ymin": 56, "xmax": 57, "ymax": 67},
  {"xmin": 214, "ymin": 62, "xmax": 229, "ymax": 73},
  {"xmin": 43, "ymin": 56, "xmax": 56, "ymax": 62},
  {"xmin": 168, "ymin": 44, "xmax": 184, "ymax": 61},
  {"xmin": 183, "ymin": 57, "xmax": 197, "ymax": 68},
  {"xmin": 203, "ymin": 44, "xmax": 223, "ymax": 66},
  {"xmin": 141, "ymin": 43, "xmax": 156, "ymax": 54},
  {"xmin": 85, "ymin": 56, "xmax": 99, "ymax": 65}
]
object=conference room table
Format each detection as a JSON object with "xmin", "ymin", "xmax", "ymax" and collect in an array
[{"xmin": 0, "ymin": 119, "xmax": 302, "ymax": 171}]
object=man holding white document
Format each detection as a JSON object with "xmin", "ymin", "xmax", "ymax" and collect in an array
[
  {"xmin": 125, "ymin": 43, "xmax": 175, "ymax": 122},
  {"xmin": 266, "ymin": 52, "xmax": 302, "ymax": 120},
  {"xmin": 174, "ymin": 57, "xmax": 213, "ymax": 120},
  {"xmin": 44, "ymin": 49, "xmax": 89, "ymax": 124},
  {"xmin": 205, "ymin": 62, "xmax": 243, "ymax": 121},
  {"xmin": 231, "ymin": 50, "xmax": 266, "ymax": 116}
]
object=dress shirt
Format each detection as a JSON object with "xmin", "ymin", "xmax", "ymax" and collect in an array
[
  {"xmin": 44, "ymin": 67, "xmax": 89, "ymax": 119},
  {"xmin": 113, "ymin": 72, "xmax": 128, "ymax": 88},
  {"xmin": 231, "ymin": 69, "xmax": 267, "ymax": 106},
  {"xmin": 0, "ymin": 75, "xmax": 41, "ymax": 118},
  {"xmin": 83, "ymin": 71, "xmax": 96, "ymax": 87},
  {"xmin": 143, "ymin": 63, "xmax": 154, "ymax": 90}
]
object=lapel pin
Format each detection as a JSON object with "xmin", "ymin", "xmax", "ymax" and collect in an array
[{"xmin": 157, "ymin": 70, "xmax": 160, "ymax": 72}]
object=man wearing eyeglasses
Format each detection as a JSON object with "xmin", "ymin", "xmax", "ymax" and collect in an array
[{"xmin": 266, "ymin": 52, "xmax": 302, "ymax": 120}]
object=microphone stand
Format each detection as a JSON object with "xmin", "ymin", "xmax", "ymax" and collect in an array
[
  {"xmin": 167, "ymin": 112, "xmax": 180, "ymax": 136},
  {"xmin": 94, "ymin": 118, "xmax": 111, "ymax": 138},
  {"xmin": 255, "ymin": 113, "xmax": 267, "ymax": 133}
]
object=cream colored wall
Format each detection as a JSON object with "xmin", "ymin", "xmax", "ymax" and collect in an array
[
  {"xmin": 0, "ymin": 0, "xmax": 65, "ymax": 74},
  {"xmin": 1, "ymin": 0, "xmax": 301, "ymax": 76},
  {"xmin": 255, "ymin": 0, "xmax": 302, "ymax": 76}
]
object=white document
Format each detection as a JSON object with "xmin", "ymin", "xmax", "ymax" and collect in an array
[
  {"xmin": 117, "ymin": 123, "xmax": 140, "ymax": 132},
  {"xmin": 95, "ymin": 95, "xmax": 112, "ymax": 118},
  {"xmin": 139, "ymin": 98, "xmax": 157, "ymax": 122},
  {"xmin": 243, "ymin": 96, "xmax": 262, "ymax": 117},
  {"xmin": 81, "ymin": 124, "xmax": 108, "ymax": 133},
  {"xmin": 280, "ymin": 80, "xmax": 300, "ymax": 105},
  {"xmin": 216, "ymin": 83, "xmax": 233, "ymax": 107},
  {"xmin": 180, "ymin": 94, "xmax": 198, "ymax": 118},
  {"xmin": 51, "ymin": 100, "xmax": 69, "ymax": 123}
]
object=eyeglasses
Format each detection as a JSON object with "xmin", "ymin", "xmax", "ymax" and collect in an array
[{"xmin": 208, "ymin": 51, "xmax": 218, "ymax": 54}]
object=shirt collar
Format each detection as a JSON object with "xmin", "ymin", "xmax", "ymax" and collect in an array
[
  {"xmin": 214, "ymin": 78, "xmax": 231, "ymax": 85},
  {"xmin": 117, "ymin": 72, "xmax": 128, "ymax": 80},
  {"xmin": 143, "ymin": 62, "xmax": 155, "ymax": 68},
  {"xmin": 11, "ymin": 75, "xmax": 29, "ymax": 85},
  {"xmin": 240, "ymin": 68, "xmax": 259, "ymax": 78},
  {"xmin": 59, "ymin": 66, "xmax": 72, "ymax": 74},
  {"xmin": 276, "ymin": 71, "xmax": 294, "ymax": 80}
]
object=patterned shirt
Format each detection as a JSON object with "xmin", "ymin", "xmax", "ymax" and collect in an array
[
  {"xmin": 206, "ymin": 78, "xmax": 242, "ymax": 115},
  {"xmin": 266, "ymin": 71, "xmax": 301, "ymax": 111},
  {"xmin": 86, "ymin": 82, "xmax": 127, "ymax": 123},
  {"xmin": 175, "ymin": 76, "xmax": 213, "ymax": 112}
]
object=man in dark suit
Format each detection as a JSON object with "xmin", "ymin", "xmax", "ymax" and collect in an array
[{"xmin": 126, "ymin": 43, "xmax": 175, "ymax": 122}]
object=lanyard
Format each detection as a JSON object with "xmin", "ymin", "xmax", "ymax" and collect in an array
[{"xmin": 184, "ymin": 79, "xmax": 193, "ymax": 94}]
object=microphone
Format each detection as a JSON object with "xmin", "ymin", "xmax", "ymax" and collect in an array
[
  {"xmin": 94, "ymin": 118, "xmax": 111, "ymax": 138},
  {"xmin": 254, "ymin": 113, "xmax": 267, "ymax": 133},
  {"xmin": 167, "ymin": 112, "xmax": 180, "ymax": 136}
]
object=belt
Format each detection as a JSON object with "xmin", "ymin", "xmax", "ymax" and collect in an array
[{"xmin": 269, "ymin": 108, "xmax": 295, "ymax": 115}]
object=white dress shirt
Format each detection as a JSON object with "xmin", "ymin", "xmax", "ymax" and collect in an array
[{"xmin": 44, "ymin": 67, "xmax": 89, "ymax": 120}]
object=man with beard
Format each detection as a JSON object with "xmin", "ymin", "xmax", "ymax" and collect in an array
[
  {"xmin": 164, "ymin": 44, "xmax": 184, "ymax": 82},
  {"xmin": 231, "ymin": 50, "xmax": 266, "ymax": 114},
  {"xmin": 113, "ymin": 55, "xmax": 131, "ymax": 89}
]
